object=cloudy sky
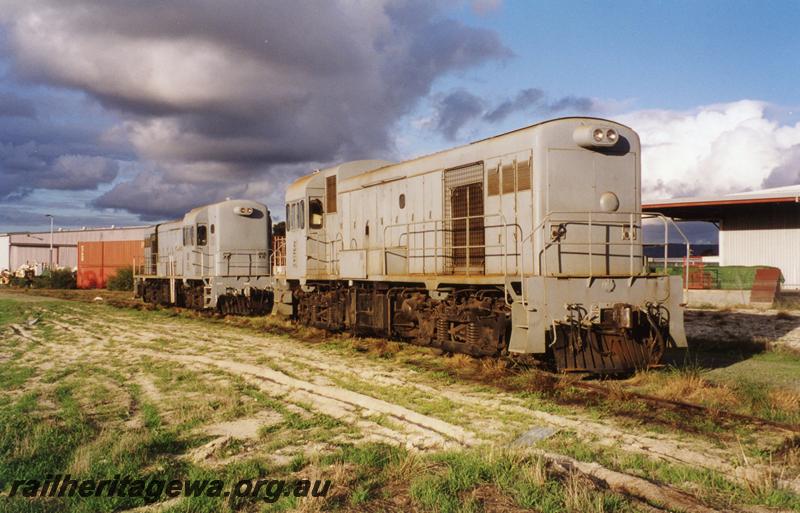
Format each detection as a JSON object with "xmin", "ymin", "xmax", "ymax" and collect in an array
[{"xmin": 0, "ymin": 0, "xmax": 799, "ymax": 234}]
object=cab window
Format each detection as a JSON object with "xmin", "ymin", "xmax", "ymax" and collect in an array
[
  {"xmin": 197, "ymin": 224, "xmax": 207, "ymax": 246},
  {"xmin": 299, "ymin": 200, "xmax": 305, "ymax": 229},
  {"xmin": 286, "ymin": 204, "xmax": 291, "ymax": 231},
  {"xmin": 309, "ymin": 198, "xmax": 323, "ymax": 229}
]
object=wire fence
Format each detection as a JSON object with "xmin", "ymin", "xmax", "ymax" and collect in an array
[{"xmin": 658, "ymin": 260, "xmax": 783, "ymax": 290}]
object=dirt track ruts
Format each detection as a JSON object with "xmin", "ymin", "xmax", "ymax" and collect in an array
[{"xmin": 4, "ymin": 298, "xmax": 799, "ymax": 500}]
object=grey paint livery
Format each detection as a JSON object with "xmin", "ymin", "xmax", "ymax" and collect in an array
[
  {"xmin": 280, "ymin": 117, "xmax": 688, "ymax": 355},
  {"xmin": 135, "ymin": 199, "xmax": 272, "ymax": 308}
]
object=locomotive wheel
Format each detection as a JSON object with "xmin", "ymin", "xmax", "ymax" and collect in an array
[
  {"xmin": 218, "ymin": 295, "xmax": 248, "ymax": 316},
  {"xmin": 432, "ymin": 301, "xmax": 509, "ymax": 356},
  {"xmin": 295, "ymin": 288, "xmax": 346, "ymax": 330},
  {"xmin": 183, "ymin": 284, "xmax": 203, "ymax": 310}
]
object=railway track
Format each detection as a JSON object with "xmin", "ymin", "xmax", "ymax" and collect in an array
[
  {"xmin": 473, "ymin": 355, "xmax": 800, "ymax": 435},
  {"xmin": 573, "ymin": 380, "xmax": 800, "ymax": 434}
]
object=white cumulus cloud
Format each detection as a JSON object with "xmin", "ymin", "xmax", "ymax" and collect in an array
[{"xmin": 619, "ymin": 100, "xmax": 800, "ymax": 200}]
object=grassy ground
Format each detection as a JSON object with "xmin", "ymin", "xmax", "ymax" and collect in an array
[
  {"xmin": 1, "ymin": 289, "xmax": 799, "ymax": 512},
  {"xmin": 706, "ymin": 351, "xmax": 800, "ymax": 392}
]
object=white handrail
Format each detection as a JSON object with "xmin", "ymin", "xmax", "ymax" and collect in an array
[
  {"xmin": 382, "ymin": 212, "xmax": 522, "ymax": 304},
  {"xmin": 517, "ymin": 210, "xmax": 691, "ymax": 308}
]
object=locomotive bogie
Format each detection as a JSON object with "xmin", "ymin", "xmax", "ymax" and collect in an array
[{"xmin": 292, "ymin": 281, "xmax": 511, "ymax": 357}]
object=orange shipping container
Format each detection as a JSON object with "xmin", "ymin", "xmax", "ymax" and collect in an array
[
  {"xmin": 79, "ymin": 241, "xmax": 104, "ymax": 267},
  {"xmin": 77, "ymin": 240, "xmax": 144, "ymax": 289},
  {"xmin": 104, "ymin": 240, "xmax": 145, "ymax": 267},
  {"xmin": 77, "ymin": 266, "xmax": 105, "ymax": 289}
]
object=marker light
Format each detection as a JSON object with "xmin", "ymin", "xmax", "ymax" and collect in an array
[{"xmin": 574, "ymin": 125, "xmax": 621, "ymax": 148}]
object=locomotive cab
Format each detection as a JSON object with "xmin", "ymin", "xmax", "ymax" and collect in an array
[{"xmin": 283, "ymin": 160, "xmax": 393, "ymax": 282}]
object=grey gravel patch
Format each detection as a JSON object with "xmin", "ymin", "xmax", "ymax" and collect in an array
[{"xmin": 511, "ymin": 426, "xmax": 558, "ymax": 447}]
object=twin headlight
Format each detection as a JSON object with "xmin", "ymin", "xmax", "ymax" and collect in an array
[
  {"xmin": 575, "ymin": 125, "xmax": 620, "ymax": 148},
  {"xmin": 235, "ymin": 206, "xmax": 255, "ymax": 216}
]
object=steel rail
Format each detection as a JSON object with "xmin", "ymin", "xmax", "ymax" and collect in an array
[{"xmin": 573, "ymin": 380, "xmax": 800, "ymax": 434}]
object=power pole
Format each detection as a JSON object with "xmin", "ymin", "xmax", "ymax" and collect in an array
[{"xmin": 46, "ymin": 214, "xmax": 54, "ymax": 270}]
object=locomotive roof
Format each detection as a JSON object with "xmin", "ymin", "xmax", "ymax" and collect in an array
[
  {"xmin": 286, "ymin": 116, "xmax": 635, "ymax": 195},
  {"xmin": 152, "ymin": 198, "xmax": 268, "ymax": 229},
  {"xmin": 285, "ymin": 159, "xmax": 393, "ymax": 200},
  {"xmin": 174, "ymin": 199, "xmax": 268, "ymax": 224},
  {"xmin": 184, "ymin": 198, "xmax": 266, "ymax": 215}
]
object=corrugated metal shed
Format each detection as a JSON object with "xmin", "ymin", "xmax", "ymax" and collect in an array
[
  {"xmin": 644, "ymin": 185, "xmax": 800, "ymax": 290},
  {"xmin": 1, "ymin": 226, "xmax": 149, "ymax": 271},
  {"xmin": 0, "ymin": 235, "xmax": 8, "ymax": 271},
  {"xmin": 645, "ymin": 184, "xmax": 800, "ymax": 212},
  {"xmin": 719, "ymin": 207, "xmax": 800, "ymax": 290}
]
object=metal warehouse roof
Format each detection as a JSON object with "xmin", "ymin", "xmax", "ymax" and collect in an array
[
  {"xmin": 0, "ymin": 225, "xmax": 149, "ymax": 237},
  {"xmin": 643, "ymin": 184, "xmax": 800, "ymax": 219}
]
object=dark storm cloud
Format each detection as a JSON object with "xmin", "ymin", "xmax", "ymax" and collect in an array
[
  {"xmin": 0, "ymin": 92, "xmax": 35, "ymax": 118},
  {"xmin": 0, "ymin": 86, "xmax": 126, "ymax": 199},
  {"xmin": 484, "ymin": 89, "xmax": 596, "ymax": 124},
  {"xmin": 483, "ymin": 88, "xmax": 545, "ymax": 123},
  {"xmin": 92, "ymin": 168, "xmax": 249, "ymax": 221},
  {"xmin": 1, "ymin": 0, "xmax": 512, "ymax": 219},
  {"xmin": 433, "ymin": 87, "xmax": 597, "ymax": 140},
  {"xmin": 0, "ymin": 205, "xmax": 136, "ymax": 228},
  {"xmin": 36, "ymin": 156, "xmax": 119, "ymax": 190},
  {"xmin": 0, "ymin": 141, "xmax": 121, "ymax": 198},
  {"xmin": 643, "ymin": 221, "xmax": 719, "ymax": 246},
  {"xmin": 547, "ymin": 95, "xmax": 595, "ymax": 113},
  {"xmin": 434, "ymin": 90, "xmax": 485, "ymax": 140}
]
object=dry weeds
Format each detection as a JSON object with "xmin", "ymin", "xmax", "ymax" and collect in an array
[
  {"xmin": 656, "ymin": 370, "xmax": 740, "ymax": 409},
  {"xmin": 736, "ymin": 444, "xmax": 792, "ymax": 503},
  {"xmin": 768, "ymin": 389, "xmax": 800, "ymax": 414},
  {"xmin": 478, "ymin": 357, "xmax": 511, "ymax": 380},
  {"xmin": 563, "ymin": 471, "xmax": 605, "ymax": 513},
  {"xmin": 461, "ymin": 484, "xmax": 532, "ymax": 513},
  {"xmin": 446, "ymin": 352, "xmax": 474, "ymax": 366},
  {"xmin": 294, "ymin": 463, "xmax": 352, "ymax": 513},
  {"xmin": 383, "ymin": 451, "xmax": 429, "ymax": 483},
  {"xmin": 522, "ymin": 453, "xmax": 548, "ymax": 487}
]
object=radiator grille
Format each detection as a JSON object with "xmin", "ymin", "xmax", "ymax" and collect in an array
[
  {"xmin": 517, "ymin": 157, "xmax": 532, "ymax": 191},
  {"xmin": 487, "ymin": 165, "xmax": 500, "ymax": 196},
  {"xmin": 502, "ymin": 163, "xmax": 515, "ymax": 194}
]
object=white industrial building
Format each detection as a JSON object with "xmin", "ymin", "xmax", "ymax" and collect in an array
[
  {"xmin": 644, "ymin": 184, "xmax": 800, "ymax": 290},
  {"xmin": 0, "ymin": 226, "xmax": 149, "ymax": 272}
]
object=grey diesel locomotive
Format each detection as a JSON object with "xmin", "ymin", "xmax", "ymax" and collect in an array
[
  {"xmin": 135, "ymin": 117, "xmax": 689, "ymax": 373},
  {"xmin": 134, "ymin": 199, "xmax": 273, "ymax": 314},
  {"xmin": 274, "ymin": 117, "xmax": 688, "ymax": 373}
]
